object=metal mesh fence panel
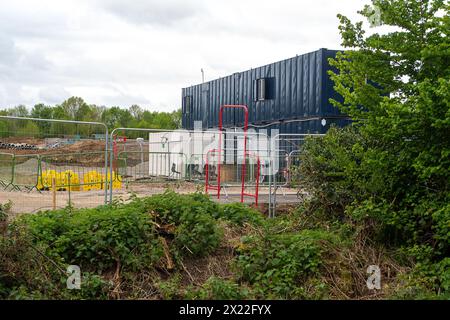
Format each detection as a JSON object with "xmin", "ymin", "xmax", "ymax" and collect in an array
[{"xmin": 0, "ymin": 116, "xmax": 108, "ymax": 215}]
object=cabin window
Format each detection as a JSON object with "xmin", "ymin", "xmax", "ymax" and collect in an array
[
  {"xmin": 257, "ymin": 78, "xmax": 266, "ymax": 101},
  {"xmin": 184, "ymin": 95, "xmax": 193, "ymax": 114},
  {"xmin": 253, "ymin": 78, "xmax": 275, "ymax": 101}
]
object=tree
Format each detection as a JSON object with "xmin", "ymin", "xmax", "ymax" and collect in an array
[
  {"xmin": 171, "ymin": 109, "xmax": 182, "ymax": 128},
  {"xmin": 0, "ymin": 100, "xmax": 182, "ymax": 137},
  {"xmin": 7, "ymin": 105, "xmax": 29, "ymax": 117},
  {"xmin": 60, "ymin": 96, "xmax": 89, "ymax": 121},
  {"xmin": 31, "ymin": 103, "xmax": 53, "ymax": 135},
  {"xmin": 89, "ymin": 105, "xmax": 105, "ymax": 123},
  {"xmin": 129, "ymin": 104, "xmax": 144, "ymax": 121},
  {"xmin": 326, "ymin": 0, "xmax": 449, "ymax": 258}
]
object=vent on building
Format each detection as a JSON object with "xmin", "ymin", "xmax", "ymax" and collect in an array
[
  {"xmin": 184, "ymin": 95, "xmax": 193, "ymax": 114},
  {"xmin": 257, "ymin": 78, "xmax": 266, "ymax": 101},
  {"xmin": 253, "ymin": 78, "xmax": 275, "ymax": 101}
]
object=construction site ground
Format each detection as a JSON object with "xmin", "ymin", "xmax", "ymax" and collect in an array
[{"xmin": 2, "ymin": 181, "xmax": 301, "ymax": 219}]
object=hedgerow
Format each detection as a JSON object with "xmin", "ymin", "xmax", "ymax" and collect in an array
[
  {"xmin": 235, "ymin": 229, "xmax": 338, "ymax": 299},
  {"xmin": 296, "ymin": 127, "xmax": 449, "ymax": 298}
]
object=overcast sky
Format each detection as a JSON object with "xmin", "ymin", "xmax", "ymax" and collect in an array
[{"xmin": 0, "ymin": 0, "xmax": 372, "ymax": 111}]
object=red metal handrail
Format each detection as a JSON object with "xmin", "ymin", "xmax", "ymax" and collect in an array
[
  {"xmin": 204, "ymin": 104, "xmax": 259, "ymax": 204},
  {"xmin": 241, "ymin": 151, "xmax": 260, "ymax": 205},
  {"xmin": 219, "ymin": 105, "xmax": 248, "ymax": 201}
]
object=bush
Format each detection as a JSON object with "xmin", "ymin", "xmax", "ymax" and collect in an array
[
  {"xmin": 296, "ymin": 126, "xmax": 370, "ymax": 216},
  {"xmin": 235, "ymin": 229, "xmax": 336, "ymax": 298},
  {"xmin": 297, "ymin": 126, "xmax": 449, "ymax": 259},
  {"xmin": 0, "ymin": 227, "xmax": 112, "ymax": 299},
  {"xmin": 18, "ymin": 204, "xmax": 164, "ymax": 272},
  {"xmin": 142, "ymin": 191, "xmax": 220, "ymax": 224},
  {"xmin": 185, "ymin": 277, "xmax": 251, "ymax": 300},
  {"xmin": 142, "ymin": 191, "xmax": 222, "ymax": 256},
  {"xmin": 1, "ymin": 191, "xmax": 229, "ymax": 298},
  {"xmin": 0, "ymin": 201, "xmax": 11, "ymax": 235},
  {"xmin": 218, "ymin": 202, "xmax": 265, "ymax": 226}
]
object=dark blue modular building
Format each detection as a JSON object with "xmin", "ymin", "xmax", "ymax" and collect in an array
[{"xmin": 181, "ymin": 48, "xmax": 351, "ymax": 135}]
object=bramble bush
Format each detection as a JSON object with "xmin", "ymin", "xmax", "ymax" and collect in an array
[
  {"xmin": 19, "ymin": 204, "xmax": 164, "ymax": 272},
  {"xmin": 184, "ymin": 277, "xmax": 252, "ymax": 300},
  {"xmin": 0, "ymin": 191, "xmax": 238, "ymax": 298},
  {"xmin": 142, "ymin": 191, "xmax": 222, "ymax": 256},
  {"xmin": 217, "ymin": 202, "xmax": 265, "ymax": 226},
  {"xmin": 235, "ymin": 229, "xmax": 337, "ymax": 299}
]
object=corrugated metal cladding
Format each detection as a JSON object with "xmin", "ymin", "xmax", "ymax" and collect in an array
[{"xmin": 182, "ymin": 48, "xmax": 350, "ymax": 134}]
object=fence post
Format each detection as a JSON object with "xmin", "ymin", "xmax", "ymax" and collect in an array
[
  {"xmin": 52, "ymin": 177, "xmax": 56, "ymax": 210},
  {"xmin": 68, "ymin": 172, "xmax": 72, "ymax": 206}
]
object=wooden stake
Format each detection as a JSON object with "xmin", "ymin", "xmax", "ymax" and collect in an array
[
  {"xmin": 159, "ymin": 237, "xmax": 174, "ymax": 270},
  {"xmin": 52, "ymin": 177, "xmax": 56, "ymax": 210}
]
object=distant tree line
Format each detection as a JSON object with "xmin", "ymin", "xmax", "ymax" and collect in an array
[{"xmin": 0, "ymin": 96, "xmax": 181, "ymax": 139}]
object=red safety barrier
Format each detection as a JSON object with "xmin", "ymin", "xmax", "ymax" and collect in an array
[
  {"xmin": 204, "ymin": 104, "xmax": 260, "ymax": 204},
  {"xmin": 241, "ymin": 151, "xmax": 260, "ymax": 205}
]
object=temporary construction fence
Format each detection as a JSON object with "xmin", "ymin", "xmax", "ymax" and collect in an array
[
  {"xmin": 0, "ymin": 116, "xmax": 109, "ymax": 214},
  {"xmin": 107, "ymin": 127, "xmax": 270, "ymax": 206},
  {"xmin": 0, "ymin": 115, "xmax": 324, "ymax": 217},
  {"xmin": 268, "ymin": 133, "xmax": 325, "ymax": 217}
]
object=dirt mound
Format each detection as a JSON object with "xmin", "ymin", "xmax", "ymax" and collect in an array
[
  {"xmin": 0, "ymin": 139, "xmax": 107, "ymax": 165},
  {"xmin": 0, "ymin": 137, "xmax": 42, "ymax": 145},
  {"xmin": 63, "ymin": 140, "xmax": 106, "ymax": 153},
  {"xmin": 0, "ymin": 138, "xmax": 147, "ymax": 167}
]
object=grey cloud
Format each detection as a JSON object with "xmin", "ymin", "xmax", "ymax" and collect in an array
[
  {"xmin": 0, "ymin": 4, "xmax": 70, "ymax": 40},
  {"xmin": 96, "ymin": 0, "xmax": 205, "ymax": 26},
  {"xmin": 38, "ymin": 86, "xmax": 71, "ymax": 105},
  {"xmin": 0, "ymin": 34, "xmax": 19, "ymax": 72}
]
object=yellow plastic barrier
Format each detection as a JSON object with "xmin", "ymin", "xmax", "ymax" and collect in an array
[
  {"xmin": 38, "ymin": 169, "xmax": 81, "ymax": 191},
  {"xmin": 38, "ymin": 169, "xmax": 122, "ymax": 191},
  {"xmin": 83, "ymin": 170, "xmax": 102, "ymax": 191},
  {"xmin": 82, "ymin": 170, "xmax": 122, "ymax": 191}
]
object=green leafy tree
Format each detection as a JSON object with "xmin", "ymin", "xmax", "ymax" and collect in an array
[
  {"xmin": 292, "ymin": 0, "xmax": 449, "ymax": 296},
  {"xmin": 7, "ymin": 105, "xmax": 29, "ymax": 118},
  {"xmin": 325, "ymin": 0, "xmax": 449, "ymax": 256},
  {"xmin": 101, "ymin": 106, "xmax": 133, "ymax": 129},
  {"xmin": 129, "ymin": 104, "xmax": 144, "ymax": 121},
  {"xmin": 330, "ymin": 0, "xmax": 449, "ymax": 191},
  {"xmin": 60, "ymin": 96, "xmax": 89, "ymax": 121},
  {"xmin": 31, "ymin": 103, "xmax": 53, "ymax": 135},
  {"xmin": 89, "ymin": 105, "xmax": 106, "ymax": 123}
]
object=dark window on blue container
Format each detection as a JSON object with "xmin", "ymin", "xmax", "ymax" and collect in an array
[
  {"xmin": 253, "ymin": 78, "xmax": 275, "ymax": 101},
  {"xmin": 184, "ymin": 96, "xmax": 193, "ymax": 114}
]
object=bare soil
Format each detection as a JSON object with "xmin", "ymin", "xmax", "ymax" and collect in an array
[{"xmin": 1, "ymin": 181, "xmax": 300, "ymax": 219}]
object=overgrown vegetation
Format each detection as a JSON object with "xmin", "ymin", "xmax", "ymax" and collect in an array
[
  {"xmin": 295, "ymin": 0, "xmax": 449, "ymax": 298},
  {"xmin": 0, "ymin": 190, "xmax": 443, "ymax": 300}
]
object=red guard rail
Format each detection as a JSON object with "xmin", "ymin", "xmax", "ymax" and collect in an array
[{"xmin": 205, "ymin": 105, "xmax": 260, "ymax": 204}]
